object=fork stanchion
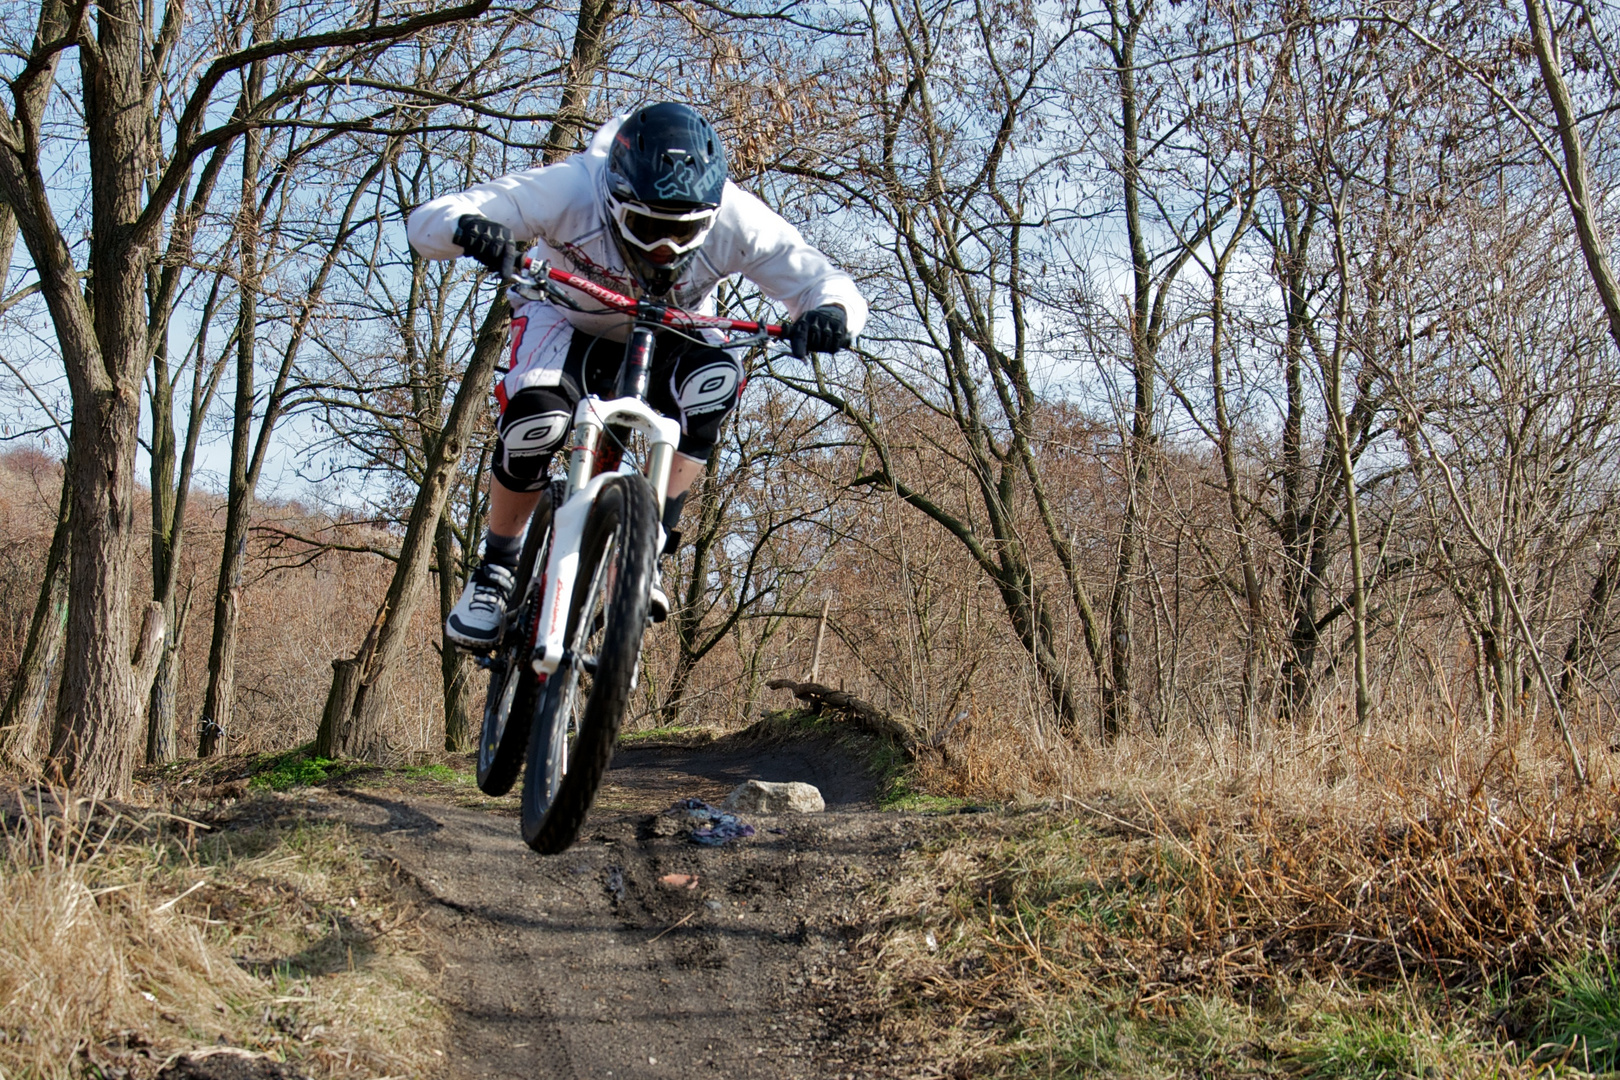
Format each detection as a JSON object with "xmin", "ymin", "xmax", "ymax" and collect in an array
[
  {"xmin": 646, "ymin": 442, "xmax": 675, "ymax": 508},
  {"xmin": 566, "ymin": 421, "xmax": 602, "ymax": 498}
]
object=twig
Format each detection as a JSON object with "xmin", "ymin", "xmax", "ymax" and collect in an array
[
  {"xmin": 0, "ymin": 350, "xmax": 66, "ymax": 441},
  {"xmin": 1066, "ymin": 798, "xmax": 1154, "ymax": 837},
  {"xmin": 648, "ymin": 911, "xmax": 695, "ymax": 943},
  {"xmin": 154, "ymin": 878, "xmax": 208, "ymax": 913}
]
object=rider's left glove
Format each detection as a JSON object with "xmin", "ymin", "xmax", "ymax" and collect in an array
[
  {"xmin": 453, "ymin": 214, "xmax": 516, "ymax": 274},
  {"xmin": 788, "ymin": 305, "xmax": 849, "ymax": 358}
]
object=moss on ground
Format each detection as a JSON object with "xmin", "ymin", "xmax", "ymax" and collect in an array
[
  {"xmin": 247, "ymin": 745, "xmax": 357, "ymax": 791},
  {"xmin": 617, "ymin": 723, "xmax": 716, "ymax": 745}
]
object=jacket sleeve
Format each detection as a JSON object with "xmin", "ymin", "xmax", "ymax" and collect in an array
[
  {"xmin": 714, "ymin": 185, "xmax": 869, "ymax": 337},
  {"xmin": 407, "ymin": 160, "xmax": 589, "ymax": 261}
]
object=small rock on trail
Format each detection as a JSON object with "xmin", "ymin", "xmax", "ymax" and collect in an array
[{"xmin": 724, "ymin": 780, "xmax": 826, "ymax": 814}]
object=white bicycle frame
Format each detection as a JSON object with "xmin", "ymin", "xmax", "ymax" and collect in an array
[{"xmin": 529, "ymin": 393, "xmax": 682, "ymax": 677}]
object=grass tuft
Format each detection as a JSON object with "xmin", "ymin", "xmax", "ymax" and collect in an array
[
  {"xmin": 1538, "ymin": 951, "xmax": 1620, "ymax": 1073},
  {"xmin": 617, "ymin": 723, "xmax": 716, "ymax": 744},
  {"xmin": 1284, "ymin": 1003, "xmax": 1482, "ymax": 1079},
  {"xmin": 401, "ymin": 762, "xmax": 462, "ymax": 783}
]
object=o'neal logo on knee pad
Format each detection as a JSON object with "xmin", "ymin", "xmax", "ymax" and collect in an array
[
  {"xmin": 501, "ymin": 411, "xmax": 570, "ymax": 458},
  {"xmin": 677, "ymin": 363, "xmax": 740, "ymax": 414}
]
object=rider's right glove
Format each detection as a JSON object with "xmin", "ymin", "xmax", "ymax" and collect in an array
[
  {"xmin": 452, "ymin": 214, "xmax": 516, "ymax": 273},
  {"xmin": 787, "ymin": 304, "xmax": 849, "ymax": 359}
]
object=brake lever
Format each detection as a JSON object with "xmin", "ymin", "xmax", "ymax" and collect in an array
[{"xmin": 497, "ymin": 258, "xmax": 584, "ymax": 312}]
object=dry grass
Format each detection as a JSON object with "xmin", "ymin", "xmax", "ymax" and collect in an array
[
  {"xmin": 0, "ymin": 790, "xmax": 444, "ymax": 1079},
  {"xmin": 860, "ymin": 713, "xmax": 1620, "ymax": 1078}
]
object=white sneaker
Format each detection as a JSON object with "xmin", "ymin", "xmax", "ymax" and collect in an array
[
  {"xmin": 446, "ymin": 563, "xmax": 515, "ymax": 649},
  {"xmin": 648, "ymin": 563, "xmax": 669, "ymax": 624}
]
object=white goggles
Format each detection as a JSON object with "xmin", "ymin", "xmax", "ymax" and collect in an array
[{"xmin": 607, "ymin": 194, "xmax": 717, "ymax": 256}]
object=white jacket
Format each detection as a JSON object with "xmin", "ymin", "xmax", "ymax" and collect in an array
[{"xmin": 407, "ymin": 117, "xmax": 868, "ymax": 343}]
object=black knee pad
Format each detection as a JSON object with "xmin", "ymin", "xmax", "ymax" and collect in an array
[
  {"xmin": 493, "ymin": 386, "xmax": 574, "ymax": 492},
  {"xmin": 666, "ymin": 350, "xmax": 743, "ymax": 462}
]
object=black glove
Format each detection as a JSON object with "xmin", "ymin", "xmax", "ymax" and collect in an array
[
  {"xmin": 452, "ymin": 214, "xmax": 515, "ymax": 273},
  {"xmin": 788, "ymin": 305, "xmax": 849, "ymax": 358}
]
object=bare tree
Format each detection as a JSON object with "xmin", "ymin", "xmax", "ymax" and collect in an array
[
  {"xmin": 315, "ymin": 2, "xmax": 630, "ymax": 759},
  {"xmin": 0, "ymin": 0, "xmax": 488, "ymax": 794}
]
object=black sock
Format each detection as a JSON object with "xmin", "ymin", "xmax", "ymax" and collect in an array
[
  {"xmin": 482, "ymin": 530, "xmax": 522, "ymax": 570},
  {"xmin": 662, "ymin": 492, "xmax": 687, "ymax": 534},
  {"xmin": 661, "ymin": 493, "xmax": 687, "ymax": 556}
]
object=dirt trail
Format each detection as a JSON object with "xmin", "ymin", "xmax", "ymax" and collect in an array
[{"xmin": 309, "ymin": 733, "xmax": 935, "ymax": 1080}]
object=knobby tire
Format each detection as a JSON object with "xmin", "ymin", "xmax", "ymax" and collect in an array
[
  {"xmin": 521, "ymin": 474, "xmax": 659, "ymax": 854},
  {"xmin": 475, "ymin": 483, "xmax": 561, "ymax": 796}
]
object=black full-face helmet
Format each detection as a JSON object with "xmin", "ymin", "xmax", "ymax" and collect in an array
[{"xmin": 605, "ymin": 103, "xmax": 728, "ymax": 295}]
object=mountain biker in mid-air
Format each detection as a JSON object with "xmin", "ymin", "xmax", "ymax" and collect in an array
[{"xmin": 407, "ymin": 102, "xmax": 866, "ymax": 648}]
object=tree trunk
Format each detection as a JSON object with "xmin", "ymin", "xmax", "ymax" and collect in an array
[
  {"xmin": 1275, "ymin": 193, "xmax": 1322, "ymax": 720},
  {"xmin": 661, "ymin": 453, "xmax": 725, "ymax": 726},
  {"xmin": 317, "ymin": 299, "xmax": 510, "ymax": 760},
  {"xmin": 996, "ymin": 562, "xmax": 1086, "ymax": 732},
  {"xmin": 317, "ymin": 658, "xmax": 365, "ymax": 759},
  {"xmin": 1102, "ymin": 4, "xmax": 1159, "ymax": 740},
  {"xmin": 197, "ymin": 518, "xmax": 245, "ymax": 756},
  {"xmin": 1525, "ymin": 0, "xmax": 1620, "ymax": 356},
  {"xmin": 41, "ymin": 1, "xmax": 167, "ymax": 796},
  {"xmin": 146, "ymin": 593, "xmax": 193, "ymax": 765},
  {"xmin": 0, "ymin": 468, "xmax": 72, "ymax": 773},
  {"xmin": 146, "ymin": 333, "xmax": 224, "ymax": 763},
  {"xmin": 146, "ymin": 639, "xmax": 181, "ymax": 765},
  {"xmin": 147, "ymin": 333, "xmax": 181, "ymax": 764},
  {"xmin": 48, "ymin": 389, "xmax": 166, "ymax": 795},
  {"xmin": 436, "ymin": 514, "xmax": 475, "ymax": 751},
  {"xmin": 1560, "ymin": 548, "xmax": 1619, "ymax": 704},
  {"xmin": 540, "ymin": 0, "xmax": 619, "ymax": 158},
  {"xmin": 1324, "ymin": 211, "xmax": 1372, "ymax": 727},
  {"xmin": 144, "ymin": 182, "xmax": 231, "ymax": 765},
  {"xmin": 198, "ymin": 35, "xmax": 267, "ymax": 758},
  {"xmin": 1210, "ymin": 264, "xmax": 1265, "ymax": 736}
]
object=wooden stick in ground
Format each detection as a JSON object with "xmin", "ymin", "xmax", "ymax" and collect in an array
[{"xmin": 809, "ymin": 595, "xmax": 830, "ymax": 683}]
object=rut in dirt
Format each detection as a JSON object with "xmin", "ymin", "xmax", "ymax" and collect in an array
[{"xmin": 324, "ymin": 730, "xmax": 936, "ymax": 1080}]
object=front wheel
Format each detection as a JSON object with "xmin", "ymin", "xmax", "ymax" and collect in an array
[{"xmin": 521, "ymin": 474, "xmax": 659, "ymax": 854}]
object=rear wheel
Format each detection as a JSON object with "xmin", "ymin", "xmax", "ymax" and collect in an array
[
  {"xmin": 521, "ymin": 474, "xmax": 659, "ymax": 853},
  {"xmin": 475, "ymin": 484, "xmax": 560, "ymax": 796}
]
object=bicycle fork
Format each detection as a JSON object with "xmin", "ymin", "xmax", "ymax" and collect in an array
[{"xmin": 530, "ymin": 367, "xmax": 680, "ymax": 676}]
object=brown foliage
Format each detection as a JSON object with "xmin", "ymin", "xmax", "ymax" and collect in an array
[{"xmin": 0, "ymin": 452, "xmax": 443, "ymax": 760}]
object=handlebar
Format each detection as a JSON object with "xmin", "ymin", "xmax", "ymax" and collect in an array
[{"xmin": 507, "ymin": 256, "xmax": 787, "ymax": 340}]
